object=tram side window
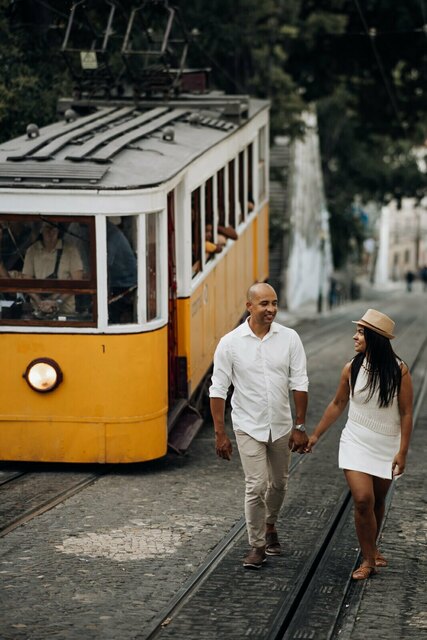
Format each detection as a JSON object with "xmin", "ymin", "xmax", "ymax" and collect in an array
[
  {"xmin": 146, "ymin": 213, "xmax": 159, "ymax": 321},
  {"xmin": 191, "ymin": 188, "xmax": 202, "ymax": 277},
  {"xmin": 238, "ymin": 150, "xmax": 245, "ymax": 224},
  {"xmin": 228, "ymin": 160, "xmax": 236, "ymax": 228},
  {"xmin": 0, "ymin": 215, "xmax": 96, "ymax": 326},
  {"xmin": 205, "ymin": 177, "xmax": 218, "ymax": 261},
  {"xmin": 258, "ymin": 126, "xmax": 267, "ymax": 201},
  {"xmin": 247, "ymin": 143, "xmax": 254, "ymax": 213},
  {"xmin": 107, "ymin": 216, "xmax": 138, "ymax": 325},
  {"xmin": 217, "ymin": 168, "xmax": 225, "ymax": 227}
]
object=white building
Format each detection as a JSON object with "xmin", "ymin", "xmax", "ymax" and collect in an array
[{"xmin": 375, "ymin": 196, "xmax": 427, "ymax": 285}]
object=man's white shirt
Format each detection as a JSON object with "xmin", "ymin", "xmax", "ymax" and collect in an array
[{"xmin": 209, "ymin": 319, "xmax": 308, "ymax": 442}]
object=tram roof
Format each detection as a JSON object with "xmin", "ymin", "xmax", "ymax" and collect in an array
[{"xmin": 0, "ymin": 96, "xmax": 269, "ymax": 191}]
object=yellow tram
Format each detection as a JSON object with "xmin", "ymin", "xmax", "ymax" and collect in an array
[{"xmin": 0, "ymin": 92, "xmax": 270, "ymax": 463}]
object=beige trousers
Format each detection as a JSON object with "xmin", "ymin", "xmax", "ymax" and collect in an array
[{"xmin": 235, "ymin": 430, "xmax": 291, "ymax": 548}]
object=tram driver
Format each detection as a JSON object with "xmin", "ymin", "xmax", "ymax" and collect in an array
[{"xmin": 22, "ymin": 221, "xmax": 83, "ymax": 316}]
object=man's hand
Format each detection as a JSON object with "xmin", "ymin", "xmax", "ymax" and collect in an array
[
  {"xmin": 288, "ymin": 429, "xmax": 308, "ymax": 454},
  {"xmin": 303, "ymin": 434, "xmax": 318, "ymax": 453},
  {"xmin": 215, "ymin": 432, "xmax": 232, "ymax": 460}
]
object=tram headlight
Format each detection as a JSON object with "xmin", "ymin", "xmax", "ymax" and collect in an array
[{"xmin": 23, "ymin": 358, "xmax": 63, "ymax": 393}]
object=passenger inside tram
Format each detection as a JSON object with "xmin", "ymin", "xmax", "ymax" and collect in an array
[
  {"xmin": 217, "ymin": 224, "xmax": 238, "ymax": 241},
  {"xmin": 106, "ymin": 218, "xmax": 137, "ymax": 324},
  {"xmin": 205, "ymin": 223, "xmax": 223, "ymax": 258},
  {"xmin": 22, "ymin": 221, "xmax": 83, "ymax": 316},
  {"xmin": 0, "ymin": 220, "xmax": 37, "ymax": 274}
]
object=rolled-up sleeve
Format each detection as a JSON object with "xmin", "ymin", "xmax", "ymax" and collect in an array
[
  {"xmin": 288, "ymin": 332, "xmax": 309, "ymax": 391},
  {"xmin": 209, "ymin": 338, "xmax": 232, "ymax": 399}
]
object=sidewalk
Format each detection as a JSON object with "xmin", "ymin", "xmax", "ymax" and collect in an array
[{"xmin": 276, "ymin": 277, "xmax": 405, "ymax": 328}]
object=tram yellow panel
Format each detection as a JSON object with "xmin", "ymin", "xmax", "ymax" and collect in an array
[
  {"xmin": 105, "ymin": 417, "xmax": 167, "ymax": 463},
  {"xmin": 0, "ymin": 422, "xmax": 106, "ymax": 463},
  {"xmin": 176, "ymin": 297, "xmax": 191, "ymax": 359},
  {"xmin": 0, "ymin": 328, "xmax": 168, "ymax": 462},
  {"xmin": 257, "ymin": 204, "xmax": 269, "ymax": 282}
]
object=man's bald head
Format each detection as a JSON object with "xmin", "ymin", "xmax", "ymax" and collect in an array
[{"xmin": 247, "ymin": 282, "xmax": 277, "ymax": 303}]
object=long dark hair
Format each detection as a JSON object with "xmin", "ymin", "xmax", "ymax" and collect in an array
[{"xmin": 350, "ymin": 327, "xmax": 401, "ymax": 407}]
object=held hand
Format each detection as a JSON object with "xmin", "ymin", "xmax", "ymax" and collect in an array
[
  {"xmin": 392, "ymin": 452, "xmax": 407, "ymax": 477},
  {"xmin": 38, "ymin": 299, "xmax": 58, "ymax": 313},
  {"xmin": 289, "ymin": 430, "xmax": 308, "ymax": 454},
  {"xmin": 303, "ymin": 434, "xmax": 318, "ymax": 453},
  {"xmin": 215, "ymin": 432, "xmax": 232, "ymax": 461}
]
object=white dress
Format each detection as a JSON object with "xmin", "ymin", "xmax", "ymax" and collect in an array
[{"xmin": 339, "ymin": 364, "xmax": 401, "ymax": 480}]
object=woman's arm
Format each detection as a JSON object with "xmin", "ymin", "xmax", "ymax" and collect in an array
[
  {"xmin": 393, "ymin": 364, "xmax": 413, "ymax": 476},
  {"xmin": 305, "ymin": 362, "xmax": 351, "ymax": 451}
]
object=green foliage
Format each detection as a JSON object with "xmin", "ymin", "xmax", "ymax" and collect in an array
[
  {"xmin": 0, "ymin": 0, "xmax": 71, "ymax": 140},
  {"xmin": 0, "ymin": 0, "xmax": 425, "ymax": 270}
]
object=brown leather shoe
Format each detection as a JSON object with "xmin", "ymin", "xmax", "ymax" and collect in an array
[
  {"xmin": 265, "ymin": 531, "xmax": 282, "ymax": 556},
  {"xmin": 243, "ymin": 545, "xmax": 266, "ymax": 569}
]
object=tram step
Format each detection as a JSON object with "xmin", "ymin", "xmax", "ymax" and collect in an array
[{"xmin": 168, "ymin": 407, "xmax": 204, "ymax": 454}]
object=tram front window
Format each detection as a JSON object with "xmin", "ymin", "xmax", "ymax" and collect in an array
[
  {"xmin": 107, "ymin": 216, "xmax": 137, "ymax": 325},
  {"xmin": 0, "ymin": 215, "xmax": 96, "ymax": 326}
]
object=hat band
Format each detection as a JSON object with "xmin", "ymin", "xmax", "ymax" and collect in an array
[{"xmin": 359, "ymin": 319, "xmax": 394, "ymax": 338}]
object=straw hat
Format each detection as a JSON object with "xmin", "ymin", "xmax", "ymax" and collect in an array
[{"xmin": 352, "ymin": 308, "xmax": 395, "ymax": 339}]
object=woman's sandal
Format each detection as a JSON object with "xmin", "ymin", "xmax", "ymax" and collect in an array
[
  {"xmin": 375, "ymin": 551, "xmax": 388, "ymax": 567},
  {"xmin": 352, "ymin": 564, "xmax": 377, "ymax": 580}
]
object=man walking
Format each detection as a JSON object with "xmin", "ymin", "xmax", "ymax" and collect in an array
[{"xmin": 209, "ymin": 282, "xmax": 309, "ymax": 569}]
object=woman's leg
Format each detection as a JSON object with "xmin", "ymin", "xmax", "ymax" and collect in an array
[
  {"xmin": 372, "ymin": 476, "xmax": 392, "ymax": 538},
  {"xmin": 344, "ymin": 470, "xmax": 376, "ymax": 567}
]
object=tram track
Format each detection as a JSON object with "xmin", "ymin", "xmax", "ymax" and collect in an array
[
  {"xmin": 0, "ymin": 310, "xmax": 357, "ymax": 542},
  {"xmin": 140, "ymin": 315, "xmax": 427, "ymax": 640},
  {"xmin": 0, "ymin": 465, "xmax": 112, "ymax": 538},
  {"xmin": 0, "ymin": 300, "xmax": 424, "ymax": 639},
  {"xmin": 278, "ymin": 337, "xmax": 427, "ymax": 640}
]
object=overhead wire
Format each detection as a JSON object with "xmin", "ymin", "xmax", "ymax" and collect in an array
[{"xmin": 352, "ymin": 0, "xmax": 404, "ymax": 131}]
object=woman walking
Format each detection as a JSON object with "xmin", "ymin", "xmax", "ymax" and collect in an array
[{"xmin": 306, "ymin": 309, "xmax": 413, "ymax": 580}]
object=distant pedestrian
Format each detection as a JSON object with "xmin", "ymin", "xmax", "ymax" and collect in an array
[
  {"xmin": 420, "ymin": 265, "xmax": 427, "ymax": 292},
  {"xmin": 305, "ymin": 309, "xmax": 413, "ymax": 580},
  {"xmin": 405, "ymin": 270, "xmax": 415, "ymax": 292},
  {"xmin": 209, "ymin": 282, "xmax": 309, "ymax": 569}
]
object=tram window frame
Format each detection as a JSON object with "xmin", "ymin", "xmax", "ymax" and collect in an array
[
  {"xmin": 228, "ymin": 159, "xmax": 236, "ymax": 229},
  {"xmin": 0, "ymin": 214, "xmax": 97, "ymax": 328},
  {"xmin": 258, "ymin": 126, "xmax": 267, "ymax": 201},
  {"xmin": 106, "ymin": 215, "xmax": 138, "ymax": 326},
  {"xmin": 247, "ymin": 143, "xmax": 254, "ymax": 214},
  {"xmin": 238, "ymin": 150, "xmax": 245, "ymax": 224},
  {"xmin": 191, "ymin": 187, "xmax": 202, "ymax": 278},
  {"xmin": 146, "ymin": 212, "xmax": 160, "ymax": 322},
  {"xmin": 217, "ymin": 167, "xmax": 226, "ymax": 227},
  {"xmin": 204, "ymin": 176, "xmax": 216, "ymax": 264}
]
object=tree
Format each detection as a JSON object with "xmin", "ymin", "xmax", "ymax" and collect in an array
[
  {"xmin": 1, "ymin": 0, "xmax": 425, "ymax": 270},
  {"xmin": 0, "ymin": 0, "xmax": 71, "ymax": 140}
]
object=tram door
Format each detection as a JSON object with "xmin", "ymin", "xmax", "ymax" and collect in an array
[{"xmin": 167, "ymin": 191, "xmax": 179, "ymax": 405}]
